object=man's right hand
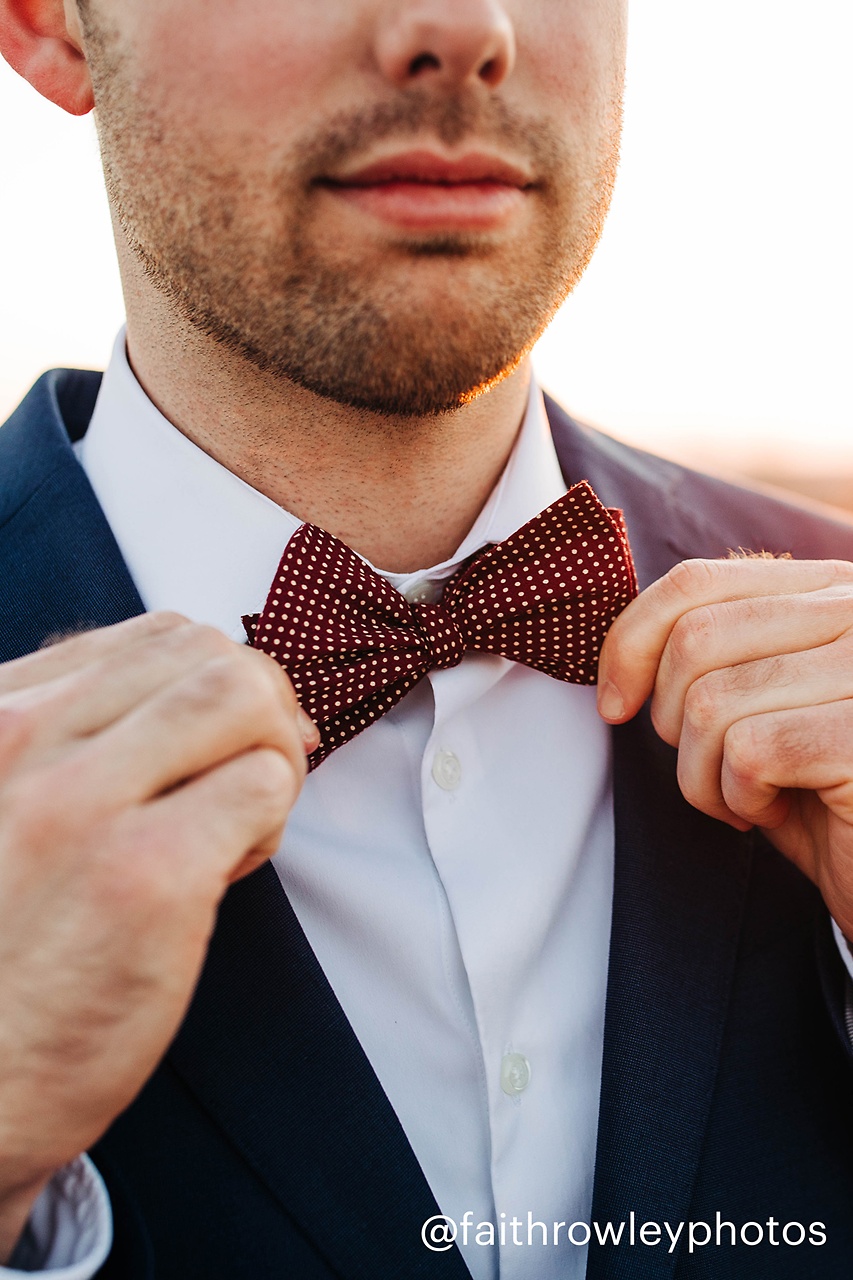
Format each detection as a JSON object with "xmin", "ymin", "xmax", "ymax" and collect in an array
[{"xmin": 0, "ymin": 613, "xmax": 318, "ymax": 1261}]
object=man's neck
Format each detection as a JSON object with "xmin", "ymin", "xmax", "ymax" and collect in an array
[{"xmin": 124, "ymin": 296, "xmax": 532, "ymax": 575}]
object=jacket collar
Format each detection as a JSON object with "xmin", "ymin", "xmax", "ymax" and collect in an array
[{"xmin": 0, "ymin": 372, "xmax": 752, "ymax": 1278}]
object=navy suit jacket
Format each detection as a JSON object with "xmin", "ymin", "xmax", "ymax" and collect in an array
[{"xmin": 2, "ymin": 369, "xmax": 853, "ymax": 1278}]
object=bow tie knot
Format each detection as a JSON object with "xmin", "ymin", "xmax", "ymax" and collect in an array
[{"xmin": 412, "ymin": 601, "xmax": 466, "ymax": 671}]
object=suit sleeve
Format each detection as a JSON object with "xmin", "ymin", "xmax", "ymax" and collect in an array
[{"xmin": 89, "ymin": 1153, "xmax": 153, "ymax": 1280}]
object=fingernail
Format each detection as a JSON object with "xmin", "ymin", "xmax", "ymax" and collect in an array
[
  {"xmin": 297, "ymin": 708, "xmax": 320, "ymax": 748},
  {"xmin": 598, "ymin": 680, "xmax": 625, "ymax": 721}
]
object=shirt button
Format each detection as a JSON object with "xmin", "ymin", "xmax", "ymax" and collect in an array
[
  {"xmin": 501, "ymin": 1053, "xmax": 532, "ymax": 1097},
  {"xmin": 404, "ymin": 581, "xmax": 439, "ymax": 605},
  {"xmin": 431, "ymin": 749, "xmax": 462, "ymax": 791}
]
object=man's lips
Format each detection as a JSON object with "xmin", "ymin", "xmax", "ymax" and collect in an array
[
  {"xmin": 316, "ymin": 151, "xmax": 534, "ymax": 232},
  {"xmin": 328, "ymin": 151, "xmax": 534, "ymax": 188}
]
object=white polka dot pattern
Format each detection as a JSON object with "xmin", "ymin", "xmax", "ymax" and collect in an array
[{"xmin": 243, "ymin": 481, "xmax": 637, "ymax": 769}]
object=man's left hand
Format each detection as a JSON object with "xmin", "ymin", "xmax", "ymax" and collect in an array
[{"xmin": 597, "ymin": 556, "xmax": 853, "ymax": 940}]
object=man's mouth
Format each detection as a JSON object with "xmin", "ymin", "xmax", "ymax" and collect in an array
[{"xmin": 315, "ymin": 150, "xmax": 534, "ymax": 232}]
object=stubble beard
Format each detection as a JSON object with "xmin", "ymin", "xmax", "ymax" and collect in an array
[{"xmin": 84, "ymin": 15, "xmax": 622, "ymax": 418}]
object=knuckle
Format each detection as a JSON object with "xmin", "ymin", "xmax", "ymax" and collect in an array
[
  {"xmin": 723, "ymin": 718, "xmax": 764, "ymax": 782},
  {"xmin": 108, "ymin": 611, "xmax": 194, "ymax": 650},
  {"xmin": 242, "ymin": 651, "xmax": 301, "ymax": 724},
  {"xmin": 668, "ymin": 606, "xmax": 718, "ymax": 668},
  {"xmin": 168, "ymin": 622, "xmax": 235, "ymax": 664},
  {"xmin": 167, "ymin": 648, "xmax": 296, "ymax": 742},
  {"xmin": 245, "ymin": 646, "xmax": 298, "ymax": 703},
  {"xmin": 649, "ymin": 695, "xmax": 678, "ymax": 745},
  {"xmin": 136, "ymin": 618, "xmax": 233, "ymax": 667},
  {"xmin": 682, "ymin": 671, "xmax": 726, "ymax": 733},
  {"xmin": 675, "ymin": 754, "xmax": 704, "ymax": 809},
  {"xmin": 242, "ymin": 659, "xmax": 292, "ymax": 721},
  {"xmin": 187, "ymin": 623, "xmax": 236, "ymax": 654},
  {"xmin": 242, "ymin": 748, "xmax": 300, "ymax": 811},
  {"xmin": 177, "ymin": 652, "xmax": 250, "ymax": 710},
  {"xmin": 253, "ymin": 746, "xmax": 299, "ymax": 791},
  {"xmin": 138, "ymin": 610, "xmax": 192, "ymax": 634},
  {"xmin": 663, "ymin": 558, "xmax": 721, "ymax": 604}
]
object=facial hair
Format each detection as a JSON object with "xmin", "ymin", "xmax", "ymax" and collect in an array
[{"xmin": 82, "ymin": 10, "xmax": 623, "ymax": 417}]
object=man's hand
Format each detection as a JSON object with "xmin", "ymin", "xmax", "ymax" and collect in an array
[
  {"xmin": 598, "ymin": 556, "xmax": 853, "ymax": 941},
  {"xmin": 0, "ymin": 613, "xmax": 318, "ymax": 1260}
]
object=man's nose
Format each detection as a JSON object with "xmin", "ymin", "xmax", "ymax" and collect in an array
[{"xmin": 374, "ymin": 0, "xmax": 516, "ymax": 90}]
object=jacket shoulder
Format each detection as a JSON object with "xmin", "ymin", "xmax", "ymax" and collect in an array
[
  {"xmin": 0, "ymin": 369, "xmax": 103, "ymax": 526},
  {"xmin": 545, "ymin": 395, "xmax": 853, "ymax": 564}
]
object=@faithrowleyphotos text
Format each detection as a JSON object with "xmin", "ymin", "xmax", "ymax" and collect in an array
[{"xmin": 421, "ymin": 1211, "xmax": 828, "ymax": 1254}]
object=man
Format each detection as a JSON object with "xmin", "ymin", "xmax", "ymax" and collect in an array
[{"xmin": 0, "ymin": 0, "xmax": 852, "ymax": 1276}]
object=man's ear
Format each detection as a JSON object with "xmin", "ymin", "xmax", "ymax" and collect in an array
[{"xmin": 0, "ymin": 0, "xmax": 94, "ymax": 115}]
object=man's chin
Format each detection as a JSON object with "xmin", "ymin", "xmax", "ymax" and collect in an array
[
  {"xmin": 169, "ymin": 232, "xmax": 563, "ymax": 417},
  {"xmin": 195, "ymin": 283, "xmax": 539, "ymax": 418},
  {"xmin": 274, "ymin": 351, "xmax": 521, "ymax": 418}
]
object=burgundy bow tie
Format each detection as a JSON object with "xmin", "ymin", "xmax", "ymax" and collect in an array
[{"xmin": 244, "ymin": 481, "xmax": 637, "ymax": 769}]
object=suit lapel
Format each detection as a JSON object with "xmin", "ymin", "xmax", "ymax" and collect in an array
[
  {"xmin": 0, "ymin": 370, "xmax": 146, "ymax": 661},
  {"xmin": 0, "ymin": 370, "xmax": 471, "ymax": 1279},
  {"xmin": 547, "ymin": 396, "xmax": 754, "ymax": 1277},
  {"xmin": 588, "ymin": 716, "xmax": 753, "ymax": 1278}
]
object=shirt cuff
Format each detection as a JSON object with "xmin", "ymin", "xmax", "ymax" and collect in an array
[
  {"xmin": 831, "ymin": 918, "xmax": 853, "ymax": 1045},
  {"xmin": 1, "ymin": 1156, "xmax": 112, "ymax": 1278}
]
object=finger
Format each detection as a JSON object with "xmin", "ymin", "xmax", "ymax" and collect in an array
[
  {"xmin": 139, "ymin": 746, "xmax": 301, "ymax": 887},
  {"xmin": 673, "ymin": 638, "xmax": 853, "ymax": 827},
  {"xmin": 598, "ymin": 557, "xmax": 853, "ymax": 721},
  {"xmin": 652, "ymin": 587, "xmax": 853, "ymax": 743},
  {"xmin": 0, "ymin": 621, "xmax": 318, "ymax": 771},
  {"xmin": 54, "ymin": 649, "xmax": 311, "ymax": 810},
  {"xmin": 0, "ymin": 612, "xmax": 190, "ymax": 697},
  {"xmin": 0, "ymin": 619, "xmax": 245, "ymax": 760},
  {"xmin": 721, "ymin": 700, "xmax": 853, "ymax": 828}
]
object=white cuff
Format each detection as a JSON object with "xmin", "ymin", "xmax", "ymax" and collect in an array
[
  {"xmin": 1, "ymin": 1156, "xmax": 112, "ymax": 1278},
  {"xmin": 831, "ymin": 918, "xmax": 853, "ymax": 983},
  {"xmin": 831, "ymin": 918, "xmax": 853, "ymax": 1045}
]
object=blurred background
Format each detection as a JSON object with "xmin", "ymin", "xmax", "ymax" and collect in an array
[{"xmin": 1, "ymin": 0, "xmax": 851, "ymax": 508}]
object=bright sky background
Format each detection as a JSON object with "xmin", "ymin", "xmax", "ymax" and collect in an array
[{"xmin": 1, "ymin": 0, "xmax": 850, "ymax": 476}]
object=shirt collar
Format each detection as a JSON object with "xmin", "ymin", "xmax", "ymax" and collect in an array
[{"xmin": 77, "ymin": 328, "xmax": 568, "ymax": 640}]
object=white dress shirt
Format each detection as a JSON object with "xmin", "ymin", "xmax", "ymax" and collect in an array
[{"xmin": 7, "ymin": 329, "xmax": 853, "ymax": 1277}]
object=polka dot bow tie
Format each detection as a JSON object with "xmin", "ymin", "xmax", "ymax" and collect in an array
[{"xmin": 243, "ymin": 481, "xmax": 637, "ymax": 770}]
